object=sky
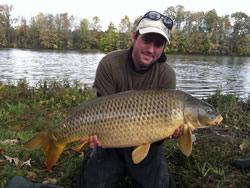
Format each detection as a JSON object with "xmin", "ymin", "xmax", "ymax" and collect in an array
[{"xmin": 2, "ymin": 0, "xmax": 250, "ymax": 30}]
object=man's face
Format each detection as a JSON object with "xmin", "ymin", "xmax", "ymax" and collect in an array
[{"xmin": 132, "ymin": 32, "xmax": 166, "ymax": 71}]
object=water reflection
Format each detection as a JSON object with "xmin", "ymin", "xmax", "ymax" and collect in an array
[
  {"xmin": 0, "ymin": 48, "xmax": 104, "ymax": 87},
  {"xmin": 0, "ymin": 48, "xmax": 249, "ymax": 99},
  {"xmin": 167, "ymin": 54, "xmax": 250, "ymax": 99}
]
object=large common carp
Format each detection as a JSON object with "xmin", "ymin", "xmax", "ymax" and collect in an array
[{"xmin": 24, "ymin": 89, "xmax": 223, "ymax": 170}]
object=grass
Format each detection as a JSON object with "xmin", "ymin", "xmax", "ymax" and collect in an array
[{"xmin": 0, "ymin": 79, "xmax": 249, "ymax": 188}]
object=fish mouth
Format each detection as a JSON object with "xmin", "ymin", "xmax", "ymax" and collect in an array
[{"xmin": 213, "ymin": 116, "xmax": 223, "ymax": 126}]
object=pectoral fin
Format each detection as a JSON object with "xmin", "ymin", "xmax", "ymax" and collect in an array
[
  {"xmin": 180, "ymin": 125, "xmax": 193, "ymax": 156},
  {"xmin": 132, "ymin": 143, "xmax": 151, "ymax": 164}
]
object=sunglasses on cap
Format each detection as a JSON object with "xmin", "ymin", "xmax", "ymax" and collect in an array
[{"xmin": 138, "ymin": 11, "xmax": 174, "ymax": 30}]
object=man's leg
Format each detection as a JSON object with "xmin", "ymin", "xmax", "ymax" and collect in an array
[
  {"xmin": 121, "ymin": 143, "xmax": 176, "ymax": 188},
  {"xmin": 76, "ymin": 147, "xmax": 124, "ymax": 188},
  {"xmin": 4, "ymin": 176, "xmax": 64, "ymax": 188}
]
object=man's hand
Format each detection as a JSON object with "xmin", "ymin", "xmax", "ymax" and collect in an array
[
  {"xmin": 80, "ymin": 135, "xmax": 102, "ymax": 149},
  {"xmin": 167, "ymin": 125, "xmax": 195, "ymax": 139},
  {"xmin": 167, "ymin": 125, "xmax": 184, "ymax": 139}
]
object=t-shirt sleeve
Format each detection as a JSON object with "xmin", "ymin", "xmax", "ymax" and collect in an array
[
  {"xmin": 159, "ymin": 63, "xmax": 176, "ymax": 89},
  {"xmin": 94, "ymin": 59, "xmax": 116, "ymax": 96}
]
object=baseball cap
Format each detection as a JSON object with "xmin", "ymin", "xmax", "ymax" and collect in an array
[{"xmin": 136, "ymin": 11, "xmax": 173, "ymax": 44}]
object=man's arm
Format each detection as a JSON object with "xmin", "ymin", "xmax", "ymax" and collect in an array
[{"xmin": 94, "ymin": 60, "xmax": 116, "ymax": 96}]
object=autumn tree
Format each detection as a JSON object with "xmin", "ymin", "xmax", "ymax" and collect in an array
[
  {"xmin": 89, "ymin": 16, "xmax": 102, "ymax": 49},
  {"xmin": 230, "ymin": 12, "xmax": 250, "ymax": 55},
  {"xmin": 39, "ymin": 14, "xmax": 57, "ymax": 49},
  {"xmin": 0, "ymin": 3, "xmax": 249, "ymax": 55},
  {"xmin": 16, "ymin": 17, "xmax": 29, "ymax": 48},
  {"xmin": 118, "ymin": 15, "xmax": 132, "ymax": 49},
  {"xmin": 99, "ymin": 22, "xmax": 119, "ymax": 52},
  {"xmin": 0, "ymin": 4, "xmax": 15, "ymax": 47},
  {"xmin": 79, "ymin": 18, "xmax": 90, "ymax": 49},
  {"xmin": 55, "ymin": 13, "xmax": 73, "ymax": 49}
]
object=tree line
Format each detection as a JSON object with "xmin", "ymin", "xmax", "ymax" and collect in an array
[{"xmin": 0, "ymin": 4, "xmax": 249, "ymax": 56}]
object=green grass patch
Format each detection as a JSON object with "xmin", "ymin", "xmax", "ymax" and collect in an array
[{"xmin": 0, "ymin": 79, "xmax": 249, "ymax": 188}]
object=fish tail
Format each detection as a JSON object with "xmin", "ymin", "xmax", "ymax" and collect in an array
[{"xmin": 24, "ymin": 130, "xmax": 66, "ymax": 170}]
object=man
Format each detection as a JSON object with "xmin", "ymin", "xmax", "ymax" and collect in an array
[{"xmin": 76, "ymin": 11, "xmax": 183, "ymax": 188}]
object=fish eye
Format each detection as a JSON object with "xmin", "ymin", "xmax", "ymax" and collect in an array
[{"xmin": 206, "ymin": 108, "xmax": 211, "ymax": 113}]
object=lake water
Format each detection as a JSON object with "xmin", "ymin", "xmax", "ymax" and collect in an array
[{"xmin": 0, "ymin": 48, "xmax": 249, "ymax": 100}]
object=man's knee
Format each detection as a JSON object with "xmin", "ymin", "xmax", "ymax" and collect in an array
[{"xmin": 76, "ymin": 148, "xmax": 124, "ymax": 188}]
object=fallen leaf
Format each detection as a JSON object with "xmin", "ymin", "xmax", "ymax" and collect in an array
[
  {"xmin": 27, "ymin": 171, "xmax": 37, "ymax": 181},
  {"xmin": 215, "ymin": 131, "xmax": 220, "ymax": 136},
  {"xmin": 42, "ymin": 180, "xmax": 49, "ymax": 184},
  {"xmin": 239, "ymin": 139, "xmax": 250, "ymax": 150},
  {"xmin": 4, "ymin": 155, "xmax": 20, "ymax": 166},
  {"xmin": 37, "ymin": 168, "xmax": 46, "ymax": 172},
  {"xmin": 19, "ymin": 158, "xmax": 32, "ymax": 168},
  {"xmin": 242, "ymin": 127, "xmax": 248, "ymax": 131},
  {"xmin": 57, "ymin": 166, "xmax": 65, "ymax": 171},
  {"xmin": 4, "ymin": 155, "xmax": 13, "ymax": 163},
  {"xmin": 40, "ymin": 100, "xmax": 44, "ymax": 105},
  {"xmin": 0, "ymin": 148, "xmax": 4, "ymax": 154},
  {"xmin": 15, "ymin": 125, "xmax": 25, "ymax": 131},
  {"xmin": 42, "ymin": 178, "xmax": 57, "ymax": 184},
  {"xmin": 239, "ymin": 143, "xmax": 245, "ymax": 150},
  {"xmin": 13, "ymin": 157, "xmax": 19, "ymax": 166},
  {"xmin": 0, "ymin": 139, "xmax": 19, "ymax": 145},
  {"xmin": 52, "ymin": 110, "xmax": 60, "ymax": 115}
]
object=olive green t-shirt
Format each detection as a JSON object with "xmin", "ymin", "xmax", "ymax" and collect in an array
[{"xmin": 94, "ymin": 48, "xmax": 176, "ymax": 96}]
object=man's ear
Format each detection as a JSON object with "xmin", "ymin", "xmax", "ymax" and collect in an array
[{"xmin": 132, "ymin": 32, "xmax": 136, "ymax": 44}]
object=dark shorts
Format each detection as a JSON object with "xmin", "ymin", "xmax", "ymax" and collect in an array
[{"xmin": 76, "ymin": 143, "xmax": 176, "ymax": 188}]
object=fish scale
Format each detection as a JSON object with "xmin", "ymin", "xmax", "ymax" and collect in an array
[
  {"xmin": 24, "ymin": 89, "xmax": 223, "ymax": 170},
  {"xmin": 50, "ymin": 90, "xmax": 185, "ymax": 147}
]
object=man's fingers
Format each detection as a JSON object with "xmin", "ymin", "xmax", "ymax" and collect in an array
[
  {"xmin": 94, "ymin": 135, "xmax": 102, "ymax": 147},
  {"xmin": 93, "ymin": 135, "xmax": 98, "ymax": 148},
  {"xmin": 89, "ymin": 136, "xmax": 94, "ymax": 148},
  {"xmin": 80, "ymin": 138, "xmax": 85, "ymax": 144},
  {"xmin": 170, "ymin": 125, "xmax": 184, "ymax": 138},
  {"xmin": 89, "ymin": 135, "xmax": 102, "ymax": 148},
  {"xmin": 167, "ymin": 125, "xmax": 195, "ymax": 140},
  {"xmin": 96, "ymin": 140, "xmax": 102, "ymax": 147}
]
